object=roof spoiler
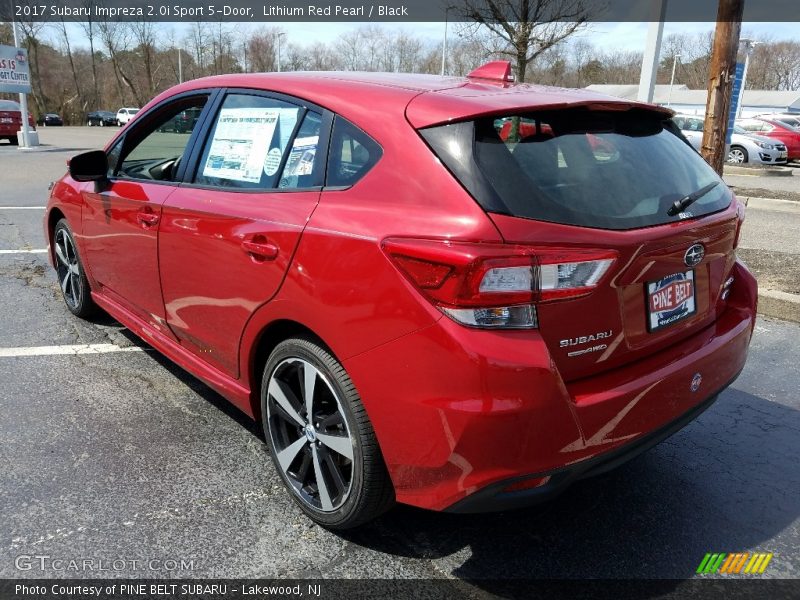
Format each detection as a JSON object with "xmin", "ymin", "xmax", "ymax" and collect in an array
[{"xmin": 467, "ymin": 61, "xmax": 515, "ymax": 83}]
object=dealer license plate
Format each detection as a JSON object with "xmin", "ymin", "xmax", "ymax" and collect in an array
[
  {"xmin": 646, "ymin": 270, "xmax": 696, "ymax": 332},
  {"xmin": 0, "ymin": 118, "xmax": 13, "ymax": 123}
]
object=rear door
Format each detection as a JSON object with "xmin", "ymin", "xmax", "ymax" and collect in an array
[
  {"xmin": 80, "ymin": 92, "xmax": 213, "ymax": 337},
  {"xmin": 158, "ymin": 91, "xmax": 330, "ymax": 378}
]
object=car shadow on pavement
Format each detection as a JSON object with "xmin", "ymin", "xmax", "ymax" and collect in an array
[
  {"xmin": 97, "ymin": 326, "xmax": 800, "ymax": 589},
  {"xmin": 113, "ymin": 327, "xmax": 265, "ymax": 440},
  {"xmin": 339, "ymin": 387, "xmax": 799, "ymax": 589}
]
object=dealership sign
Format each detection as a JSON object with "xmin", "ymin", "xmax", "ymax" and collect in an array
[{"xmin": 0, "ymin": 45, "xmax": 32, "ymax": 94}]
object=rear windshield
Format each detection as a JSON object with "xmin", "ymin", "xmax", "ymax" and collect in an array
[
  {"xmin": 421, "ymin": 108, "xmax": 731, "ymax": 230},
  {"xmin": 0, "ymin": 100, "xmax": 20, "ymax": 111}
]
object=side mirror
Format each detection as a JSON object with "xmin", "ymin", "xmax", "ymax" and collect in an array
[{"xmin": 69, "ymin": 150, "xmax": 109, "ymax": 182}]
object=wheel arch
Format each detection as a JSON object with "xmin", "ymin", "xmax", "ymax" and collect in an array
[
  {"xmin": 246, "ymin": 318, "xmax": 333, "ymax": 421},
  {"xmin": 46, "ymin": 207, "xmax": 67, "ymax": 264}
]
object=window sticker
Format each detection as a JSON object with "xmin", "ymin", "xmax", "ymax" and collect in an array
[
  {"xmin": 202, "ymin": 108, "xmax": 280, "ymax": 183},
  {"xmin": 263, "ymin": 147, "xmax": 283, "ymax": 176},
  {"xmin": 284, "ymin": 136, "xmax": 319, "ymax": 177}
]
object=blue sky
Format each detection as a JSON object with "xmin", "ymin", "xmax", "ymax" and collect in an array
[{"xmin": 50, "ymin": 21, "xmax": 800, "ymax": 53}]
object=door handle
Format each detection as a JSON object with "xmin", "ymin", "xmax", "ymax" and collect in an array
[
  {"xmin": 242, "ymin": 238, "xmax": 279, "ymax": 260},
  {"xmin": 136, "ymin": 210, "xmax": 160, "ymax": 227}
]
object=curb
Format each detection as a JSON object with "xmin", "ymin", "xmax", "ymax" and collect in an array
[
  {"xmin": 758, "ymin": 289, "xmax": 800, "ymax": 324},
  {"xmin": 741, "ymin": 196, "xmax": 800, "ymax": 210},
  {"xmin": 724, "ymin": 165, "xmax": 794, "ymax": 177}
]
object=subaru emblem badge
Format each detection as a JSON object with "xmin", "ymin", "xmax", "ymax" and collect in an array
[
  {"xmin": 684, "ymin": 243, "xmax": 705, "ymax": 267},
  {"xmin": 690, "ymin": 373, "xmax": 702, "ymax": 393}
]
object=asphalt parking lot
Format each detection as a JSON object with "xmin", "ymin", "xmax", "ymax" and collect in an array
[{"xmin": 0, "ymin": 128, "xmax": 799, "ymax": 590}]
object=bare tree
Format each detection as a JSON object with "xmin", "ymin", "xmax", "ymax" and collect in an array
[
  {"xmin": 129, "ymin": 21, "xmax": 158, "ymax": 97},
  {"xmin": 77, "ymin": 11, "xmax": 100, "ymax": 109},
  {"xmin": 459, "ymin": 0, "xmax": 595, "ymax": 82},
  {"xmin": 56, "ymin": 19, "xmax": 83, "ymax": 111}
]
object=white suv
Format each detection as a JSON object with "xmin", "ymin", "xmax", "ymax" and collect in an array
[{"xmin": 116, "ymin": 107, "xmax": 140, "ymax": 126}]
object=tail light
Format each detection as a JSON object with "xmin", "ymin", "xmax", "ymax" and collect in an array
[{"xmin": 383, "ymin": 239, "xmax": 616, "ymax": 329}]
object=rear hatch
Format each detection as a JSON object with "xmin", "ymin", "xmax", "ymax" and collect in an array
[{"xmin": 419, "ymin": 103, "xmax": 740, "ymax": 381}]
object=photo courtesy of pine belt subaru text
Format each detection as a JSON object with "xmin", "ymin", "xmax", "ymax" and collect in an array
[{"xmin": 44, "ymin": 60, "xmax": 758, "ymax": 529}]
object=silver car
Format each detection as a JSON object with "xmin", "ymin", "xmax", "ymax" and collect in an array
[{"xmin": 671, "ymin": 114, "xmax": 788, "ymax": 165}]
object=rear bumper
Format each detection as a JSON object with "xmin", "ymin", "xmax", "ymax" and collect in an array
[
  {"xmin": 344, "ymin": 260, "xmax": 757, "ymax": 512},
  {"xmin": 446, "ymin": 382, "xmax": 729, "ymax": 513}
]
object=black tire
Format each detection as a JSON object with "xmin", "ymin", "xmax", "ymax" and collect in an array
[
  {"xmin": 53, "ymin": 219, "xmax": 97, "ymax": 318},
  {"xmin": 9, "ymin": 136, "xmax": 18, "ymax": 146},
  {"xmin": 99, "ymin": 120, "xmax": 105, "ymax": 127},
  {"xmin": 261, "ymin": 337, "xmax": 394, "ymax": 529}
]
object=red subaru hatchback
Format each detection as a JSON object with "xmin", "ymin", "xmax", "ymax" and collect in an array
[{"xmin": 44, "ymin": 61, "xmax": 757, "ymax": 529}]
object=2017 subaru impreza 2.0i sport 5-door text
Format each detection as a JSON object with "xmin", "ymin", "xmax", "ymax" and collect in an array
[{"xmin": 44, "ymin": 60, "xmax": 758, "ymax": 529}]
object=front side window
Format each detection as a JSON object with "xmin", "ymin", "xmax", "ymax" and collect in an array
[
  {"xmin": 195, "ymin": 94, "xmax": 302, "ymax": 189},
  {"xmin": 422, "ymin": 107, "xmax": 732, "ymax": 230},
  {"xmin": 116, "ymin": 96, "xmax": 208, "ymax": 182}
]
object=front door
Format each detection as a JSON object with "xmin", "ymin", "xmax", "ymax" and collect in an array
[{"xmin": 81, "ymin": 94, "xmax": 212, "ymax": 336}]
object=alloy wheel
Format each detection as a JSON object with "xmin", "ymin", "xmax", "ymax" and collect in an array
[
  {"xmin": 54, "ymin": 228, "xmax": 82, "ymax": 309},
  {"xmin": 266, "ymin": 358, "xmax": 354, "ymax": 512},
  {"xmin": 728, "ymin": 148, "xmax": 746, "ymax": 163}
]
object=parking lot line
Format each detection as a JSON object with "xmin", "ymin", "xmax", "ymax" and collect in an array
[
  {"xmin": 0, "ymin": 249, "xmax": 47, "ymax": 254},
  {"xmin": 0, "ymin": 344, "xmax": 145, "ymax": 357}
]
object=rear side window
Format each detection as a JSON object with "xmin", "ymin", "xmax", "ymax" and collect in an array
[
  {"xmin": 326, "ymin": 117, "xmax": 382, "ymax": 187},
  {"xmin": 421, "ymin": 108, "xmax": 731, "ymax": 230},
  {"xmin": 277, "ymin": 110, "xmax": 323, "ymax": 189},
  {"xmin": 195, "ymin": 94, "xmax": 302, "ymax": 189}
]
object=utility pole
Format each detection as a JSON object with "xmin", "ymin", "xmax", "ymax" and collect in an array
[{"xmin": 700, "ymin": 0, "xmax": 744, "ymax": 175}]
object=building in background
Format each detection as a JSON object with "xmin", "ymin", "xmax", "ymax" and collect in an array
[{"xmin": 586, "ymin": 84, "xmax": 800, "ymax": 117}]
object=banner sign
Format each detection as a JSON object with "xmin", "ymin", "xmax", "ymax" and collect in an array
[
  {"xmin": 726, "ymin": 62, "xmax": 746, "ymax": 144},
  {"xmin": 0, "ymin": 45, "xmax": 31, "ymax": 94}
]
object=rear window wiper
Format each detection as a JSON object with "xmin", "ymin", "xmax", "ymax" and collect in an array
[{"xmin": 667, "ymin": 181, "xmax": 720, "ymax": 216}]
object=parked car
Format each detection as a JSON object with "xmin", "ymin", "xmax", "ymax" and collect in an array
[
  {"xmin": 0, "ymin": 99, "xmax": 36, "ymax": 145},
  {"xmin": 158, "ymin": 108, "xmax": 202, "ymax": 133},
  {"xmin": 87, "ymin": 111, "xmax": 118, "ymax": 127},
  {"xmin": 757, "ymin": 113, "xmax": 800, "ymax": 130},
  {"xmin": 38, "ymin": 113, "xmax": 63, "ymax": 127},
  {"xmin": 45, "ymin": 62, "xmax": 757, "ymax": 529},
  {"xmin": 728, "ymin": 124, "xmax": 788, "ymax": 164},
  {"xmin": 737, "ymin": 117, "xmax": 800, "ymax": 161},
  {"xmin": 116, "ymin": 107, "xmax": 139, "ymax": 126},
  {"xmin": 672, "ymin": 114, "xmax": 788, "ymax": 165}
]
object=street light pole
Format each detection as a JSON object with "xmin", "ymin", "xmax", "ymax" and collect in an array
[
  {"xmin": 10, "ymin": 13, "xmax": 31, "ymax": 148},
  {"xmin": 440, "ymin": 7, "xmax": 450, "ymax": 76},
  {"xmin": 667, "ymin": 54, "xmax": 680, "ymax": 107},
  {"xmin": 277, "ymin": 32, "xmax": 286, "ymax": 73},
  {"xmin": 736, "ymin": 39, "xmax": 760, "ymax": 118}
]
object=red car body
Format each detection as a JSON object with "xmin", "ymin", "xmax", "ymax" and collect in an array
[
  {"xmin": 752, "ymin": 118, "xmax": 800, "ymax": 160},
  {"xmin": 44, "ymin": 66, "xmax": 757, "ymax": 515},
  {"xmin": 0, "ymin": 99, "xmax": 35, "ymax": 143}
]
